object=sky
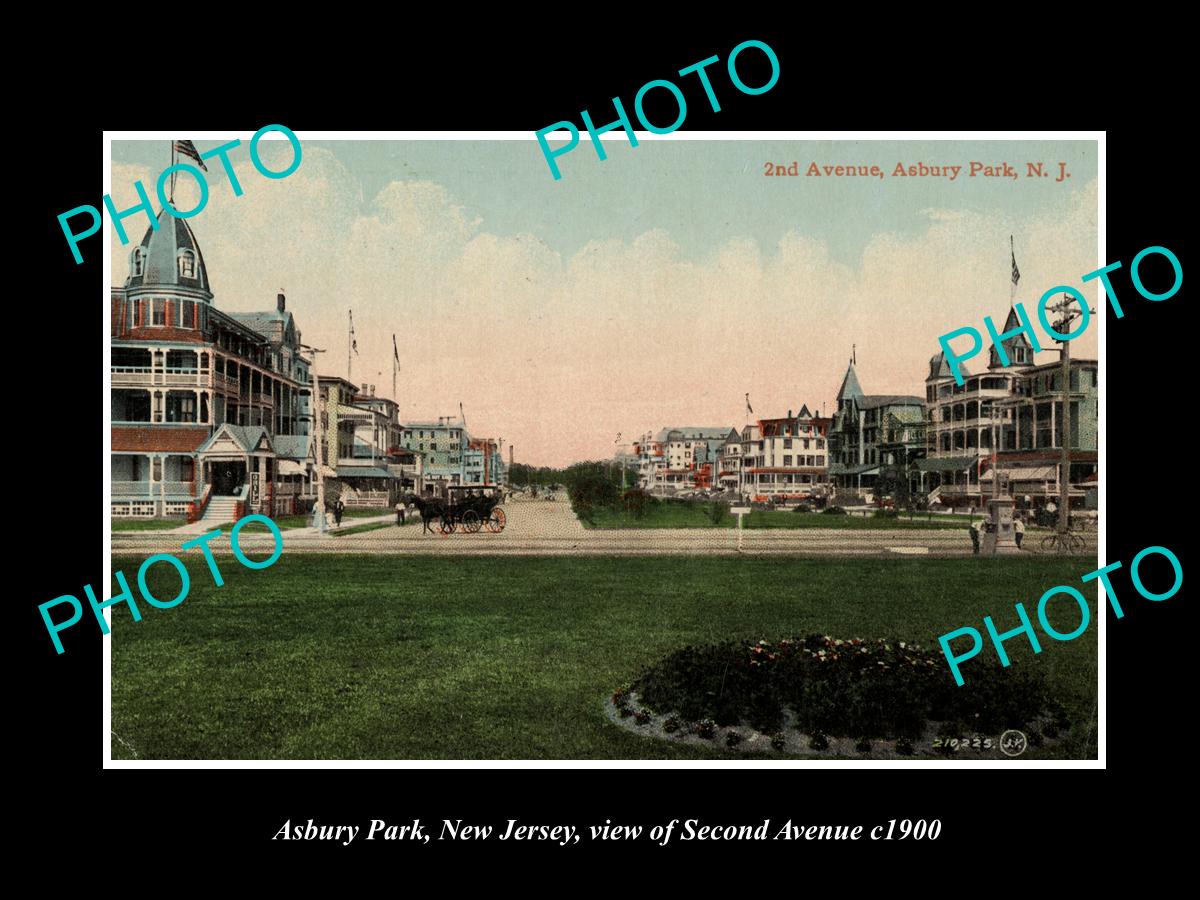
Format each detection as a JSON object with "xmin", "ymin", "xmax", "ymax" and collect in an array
[{"xmin": 111, "ymin": 137, "xmax": 1099, "ymax": 468}]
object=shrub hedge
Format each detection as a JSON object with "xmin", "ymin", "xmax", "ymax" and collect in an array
[{"xmin": 630, "ymin": 635, "xmax": 1063, "ymax": 740}]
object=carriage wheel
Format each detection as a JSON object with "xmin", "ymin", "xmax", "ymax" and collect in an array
[
  {"xmin": 487, "ymin": 507, "xmax": 506, "ymax": 533},
  {"xmin": 440, "ymin": 515, "xmax": 455, "ymax": 535},
  {"xmin": 463, "ymin": 510, "xmax": 482, "ymax": 533}
]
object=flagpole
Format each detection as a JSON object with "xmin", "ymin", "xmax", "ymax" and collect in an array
[
  {"xmin": 169, "ymin": 140, "xmax": 177, "ymax": 206},
  {"xmin": 348, "ymin": 310, "xmax": 353, "ymax": 382}
]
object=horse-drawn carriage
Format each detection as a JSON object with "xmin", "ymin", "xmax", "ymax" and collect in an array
[{"xmin": 437, "ymin": 486, "xmax": 507, "ymax": 534}]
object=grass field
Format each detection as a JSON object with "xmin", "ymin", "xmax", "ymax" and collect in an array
[
  {"xmin": 111, "ymin": 518, "xmax": 186, "ymax": 532},
  {"xmin": 584, "ymin": 504, "xmax": 979, "ymax": 530},
  {"xmin": 111, "ymin": 507, "xmax": 397, "ymax": 533},
  {"xmin": 270, "ymin": 509, "xmax": 413, "ymax": 530},
  {"xmin": 110, "ymin": 554, "xmax": 1098, "ymax": 760}
]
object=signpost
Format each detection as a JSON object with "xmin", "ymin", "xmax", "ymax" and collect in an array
[{"xmin": 731, "ymin": 505, "xmax": 751, "ymax": 552}]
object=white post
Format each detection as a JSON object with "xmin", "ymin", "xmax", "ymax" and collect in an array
[
  {"xmin": 304, "ymin": 347, "xmax": 328, "ymax": 534},
  {"xmin": 731, "ymin": 504, "xmax": 751, "ymax": 552}
]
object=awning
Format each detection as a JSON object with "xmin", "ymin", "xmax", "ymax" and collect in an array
[
  {"xmin": 832, "ymin": 464, "xmax": 879, "ymax": 476},
  {"xmin": 915, "ymin": 456, "xmax": 975, "ymax": 473},
  {"xmin": 981, "ymin": 465, "xmax": 1058, "ymax": 481},
  {"xmin": 336, "ymin": 466, "xmax": 395, "ymax": 479},
  {"xmin": 278, "ymin": 460, "xmax": 308, "ymax": 476}
]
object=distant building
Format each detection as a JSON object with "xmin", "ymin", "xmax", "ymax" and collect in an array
[
  {"xmin": 739, "ymin": 407, "xmax": 831, "ymax": 501},
  {"xmin": 465, "ymin": 437, "xmax": 506, "ymax": 485},
  {"xmin": 827, "ymin": 359, "xmax": 924, "ymax": 495},
  {"xmin": 718, "ymin": 434, "xmax": 743, "ymax": 493},
  {"xmin": 401, "ymin": 418, "xmax": 468, "ymax": 492},
  {"xmin": 635, "ymin": 427, "xmax": 738, "ymax": 491}
]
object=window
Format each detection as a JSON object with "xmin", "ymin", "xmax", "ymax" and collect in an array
[
  {"xmin": 152, "ymin": 298, "xmax": 166, "ymax": 326},
  {"xmin": 182, "ymin": 301, "xmax": 195, "ymax": 328},
  {"xmin": 817, "ymin": 439, "xmax": 825, "ymax": 449},
  {"xmin": 783, "ymin": 455, "xmax": 793, "ymax": 466},
  {"xmin": 784, "ymin": 438, "xmax": 792, "ymax": 449},
  {"xmin": 178, "ymin": 250, "xmax": 196, "ymax": 279},
  {"xmin": 131, "ymin": 247, "xmax": 146, "ymax": 277},
  {"xmin": 816, "ymin": 456, "xmax": 825, "ymax": 466}
]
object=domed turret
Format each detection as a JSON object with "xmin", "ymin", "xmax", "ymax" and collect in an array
[{"xmin": 124, "ymin": 208, "xmax": 212, "ymax": 300}]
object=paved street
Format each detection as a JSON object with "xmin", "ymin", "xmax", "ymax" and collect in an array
[{"xmin": 111, "ymin": 497, "xmax": 1098, "ymax": 558}]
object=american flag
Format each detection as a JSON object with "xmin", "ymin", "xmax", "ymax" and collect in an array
[
  {"xmin": 174, "ymin": 140, "xmax": 208, "ymax": 171},
  {"xmin": 350, "ymin": 310, "xmax": 359, "ymax": 355},
  {"xmin": 1010, "ymin": 235, "xmax": 1020, "ymax": 287},
  {"xmin": 745, "ymin": 393, "xmax": 754, "ymax": 415}
]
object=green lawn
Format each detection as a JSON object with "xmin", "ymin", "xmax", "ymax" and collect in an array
[
  {"xmin": 330, "ymin": 522, "xmax": 393, "ymax": 537},
  {"xmin": 584, "ymin": 504, "xmax": 980, "ymax": 530},
  {"xmin": 110, "ymin": 554, "xmax": 1097, "ymax": 760},
  {"xmin": 111, "ymin": 518, "xmax": 186, "ymax": 532},
  {"xmin": 268, "ymin": 509, "xmax": 414, "ymax": 530}
]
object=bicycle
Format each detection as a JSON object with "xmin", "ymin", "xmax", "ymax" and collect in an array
[{"xmin": 1040, "ymin": 529, "xmax": 1087, "ymax": 554}]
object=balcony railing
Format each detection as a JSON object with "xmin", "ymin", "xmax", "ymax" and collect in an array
[
  {"xmin": 112, "ymin": 367, "xmax": 218, "ymax": 388},
  {"xmin": 112, "ymin": 481, "xmax": 194, "ymax": 497}
]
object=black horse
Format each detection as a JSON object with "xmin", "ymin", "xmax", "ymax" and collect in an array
[{"xmin": 407, "ymin": 494, "xmax": 445, "ymax": 534}]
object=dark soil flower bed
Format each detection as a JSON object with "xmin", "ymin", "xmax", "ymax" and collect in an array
[{"xmin": 608, "ymin": 634, "xmax": 1069, "ymax": 755}]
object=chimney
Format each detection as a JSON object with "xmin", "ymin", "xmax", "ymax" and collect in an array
[
  {"xmin": 788, "ymin": 409, "xmax": 792, "ymax": 419},
  {"xmin": 277, "ymin": 292, "xmax": 286, "ymax": 312},
  {"xmin": 361, "ymin": 383, "xmax": 368, "ymax": 396}
]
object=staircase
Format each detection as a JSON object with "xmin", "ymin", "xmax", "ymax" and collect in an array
[
  {"xmin": 927, "ymin": 485, "xmax": 943, "ymax": 505},
  {"xmin": 201, "ymin": 495, "xmax": 241, "ymax": 525}
]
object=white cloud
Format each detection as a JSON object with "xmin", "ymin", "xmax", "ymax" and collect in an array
[{"xmin": 111, "ymin": 147, "xmax": 1099, "ymax": 466}]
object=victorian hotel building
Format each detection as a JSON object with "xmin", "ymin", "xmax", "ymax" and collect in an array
[
  {"xmin": 110, "ymin": 209, "xmax": 316, "ymax": 522},
  {"xmin": 110, "ymin": 209, "xmax": 507, "ymax": 522},
  {"xmin": 918, "ymin": 305, "xmax": 1099, "ymax": 508}
]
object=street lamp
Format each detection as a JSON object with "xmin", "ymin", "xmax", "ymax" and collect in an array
[{"xmin": 300, "ymin": 343, "xmax": 328, "ymax": 535}]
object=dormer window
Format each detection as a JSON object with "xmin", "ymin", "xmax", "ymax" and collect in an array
[
  {"xmin": 178, "ymin": 249, "xmax": 196, "ymax": 279},
  {"xmin": 131, "ymin": 247, "xmax": 145, "ymax": 277}
]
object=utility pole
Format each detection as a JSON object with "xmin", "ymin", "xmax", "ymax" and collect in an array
[
  {"xmin": 301, "ymin": 344, "xmax": 328, "ymax": 534},
  {"xmin": 1045, "ymin": 292, "xmax": 1094, "ymax": 535}
]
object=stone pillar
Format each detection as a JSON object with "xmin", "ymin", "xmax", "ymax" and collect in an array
[{"xmin": 981, "ymin": 497, "xmax": 1021, "ymax": 555}]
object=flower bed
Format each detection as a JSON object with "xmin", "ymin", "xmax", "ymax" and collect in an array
[{"xmin": 607, "ymin": 635, "xmax": 1069, "ymax": 757}]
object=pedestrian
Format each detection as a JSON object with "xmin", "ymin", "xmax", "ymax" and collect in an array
[
  {"xmin": 969, "ymin": 519, "xmax": 980, "ymax": 555},
  {"xmin": 1014, "ymin": 514, "xmax": 1025, "ymax": 549},
  {"xmin": 395, "ymin": 498, "xmax": 406, "ymax": 525},
  {"xmin": 334, "ymin": 498, "xmax": 345, "ymax": 527}
]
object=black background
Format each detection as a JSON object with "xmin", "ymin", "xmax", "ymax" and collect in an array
[{"xmin": 23, "ymin": 26, "xmax": 1188, "ymax": 876}]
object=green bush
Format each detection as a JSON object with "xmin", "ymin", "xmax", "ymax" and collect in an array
[
  {"xmin": 621, "ymin": 488, "xmax": 655, "ymax": 518},
  {"xmin": 822, "ymin": 506, "xmax": 847, "ymax": 516},
  {"xmin": 873, "ymin": 509, "xmax": 900, "ymax": 519},
  {"xmin": 706, "ymin": 501, "xmax": 730, "ymax": 525}
]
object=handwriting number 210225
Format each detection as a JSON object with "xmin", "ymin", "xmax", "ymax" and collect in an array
[{"xmin": 931, "ymin": 736, "xmax": 994, "ymax": 750}]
